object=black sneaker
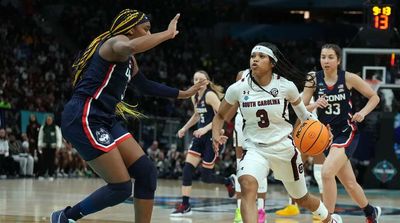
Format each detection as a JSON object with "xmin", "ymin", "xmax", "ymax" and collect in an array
[
  {"xmin": 50, "ymin": 207, "xmax": 76, "ymax": 223},
  {"xmin": 366, "ymin": 206, "xmax": 381, "ymax": 223},
  {"xmin": 170, "ymin": 203, "xmax": 192, "ymax": 217}
]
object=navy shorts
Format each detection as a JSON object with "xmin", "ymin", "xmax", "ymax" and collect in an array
[
  {"xmin": 325, "ymin": 122, "xmax": 359, "ymax": 158},
  {"xmin": 188, "ymin": 132, "xmax": 218, "ymax": 168},
  {"xmin": 61, "ymin": 96, "xmax": 132, "ymax": 161}
]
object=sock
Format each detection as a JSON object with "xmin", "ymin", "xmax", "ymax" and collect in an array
[
  {"xmin": 182, "ymin": 196, "xmax": 190, "ymax": 205},
  {"xmin": 237, "ymin": 199, "xmax": 241, "ymax": 209},
  {"xmin": 363, "ymin": 203, "xmax": 374, "ymax": 217},
  {"xmin": 257, "ymin": 198, "xmax": 264, "ymax": 210},
  {"xmin": 312, "ymin": 201, "xmax": 329, "ymax": 221},
  {"xmin": 65, "ymin": 181, "xmax": 131, "ymax": 221}
]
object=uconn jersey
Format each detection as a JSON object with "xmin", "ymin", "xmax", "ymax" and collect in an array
[
  {"xmin": 313, "ymin": 70, "xmax": 353, "ymax": 128},
  {"xmin": 225, "ymin": 73, "xmax": 300, "ymax": 151},
  {"xmin": 74, "ymin": 43, "xmax": 132, "ymax": 113},
  {"xmin": 196, "ymin": 89, "xmax": 215, "ymax": 129}
]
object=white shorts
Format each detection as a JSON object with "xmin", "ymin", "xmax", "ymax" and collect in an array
[
  {"xmin": 233, "ymin": 113, "xmax": 244, "ymax": 147},
  {"xmin": 237, "ymin": 145, "xmax": 307, "ymax": 199}
]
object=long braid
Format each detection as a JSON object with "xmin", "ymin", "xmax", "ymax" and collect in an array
[
  {"xmin": 71, "ymin": 9, "xmax": 147, "ymax": 119},
  {"xmin": 253, "ymin": 42, "xmax": 314, "ymax": 90}
]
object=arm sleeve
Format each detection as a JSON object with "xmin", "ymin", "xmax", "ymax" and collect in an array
[
  {"xmin": 284, "ymin": 81, "xmax": 301, "ymax": 103},
  {"xmin": 131, "ymin": 71, "xmax": 179, "ymax": 98},
  {"xmin": 224, "ymin": 84, "xmax": 239, "ymax": 105},
  {"xmin": 292, "ymin": 102, "xmax": 318, "ymax": 122}
]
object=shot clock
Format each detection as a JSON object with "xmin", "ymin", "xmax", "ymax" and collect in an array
[{"xmin": 369, "ymin": 5, "xmax": 394, "ymax": 31}]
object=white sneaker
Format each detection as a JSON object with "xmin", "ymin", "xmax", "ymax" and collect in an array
[{"xmin": 331, "ymin": 214, "xmax": 342, "ymax": 223}]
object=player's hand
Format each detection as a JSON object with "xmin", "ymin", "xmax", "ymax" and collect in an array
[
  {"xmin": 212, "ymin": 130, "xmax": 227, "ymax": 153},
  {"xmin": 314, "ymin": 95, "xmax": 328, "ymax": 108},
  {"xmin": 168, "ymin": 13, "xmax": 180, "ymax": 39},
  {"xmin": 193, "ymin": 127, "xmax": 207, "ymax": 138},
  {"xmin": 177, "ymin": 128, "xmax": 186, "ymax": 138},
  {"xmin": 177, "ymin": 79, "xmax": 208, "ymax": 99},
  {"xmin": 351, "ymin": 112, "xmax": 365, "ymax": 122}
]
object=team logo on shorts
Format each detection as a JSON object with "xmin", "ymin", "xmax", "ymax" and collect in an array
[
  {"xmin": 95, "ymin": 128, "xmax": 111, "ymax": 145},
  {"xmin": 298, "ymin": 163, "xmax": 304, "ymax": 174},
  {"xmin": 270, "ymin": 88, "xmax": 279, "ymax": 97}
]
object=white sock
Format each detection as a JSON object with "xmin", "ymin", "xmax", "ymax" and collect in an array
[
  {"xmin": 237, "ymin": 199, "xmax": 241, "ymax": 209},
  {"xmin": 257, "ymin": 198, "xmax": 264, "ymax": 210},
  {"xmin": 312, "ymin": 201, "xmax": 329, "ymax": 221}
]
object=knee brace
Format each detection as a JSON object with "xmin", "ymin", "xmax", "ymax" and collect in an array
[
  {"xmin": 182, "ymin": 162, "xmax": 195, "ymax": 186},
  {"xmin": 128, "ymin": 155, "xmax": 157, "ymax": 199},
  {"xmin": 106, "ymin": 181, "xmax": 133, "ymax": 205}
]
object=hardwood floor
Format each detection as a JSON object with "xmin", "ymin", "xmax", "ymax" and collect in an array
[{"xmin": 0, "ymin": 178, "xmax": 398, "ymax": 222}]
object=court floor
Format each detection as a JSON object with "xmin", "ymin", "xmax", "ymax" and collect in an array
[{"xmin": 0, "ymin": 178, "xmax": 398, "ymax": 222}]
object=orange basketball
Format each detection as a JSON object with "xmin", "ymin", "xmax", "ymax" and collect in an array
[{"xmin": 293, "ymin": 120, "xmax": 330, "ymax": 156}]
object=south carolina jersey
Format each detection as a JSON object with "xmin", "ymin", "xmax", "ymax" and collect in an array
[
  {"xmin": 313, "ymin": 70, "xmax": 353, "ymax": 128},
  {"xmin": 195, "ymin": 89, "xmax": 215, "ymax": 128},
  {"xmin": 74, "ymin": 43, "xmax": 132, "ymax": 114},
  {"xmin": 225, "ymin": 73, "xmax": 300, "ymax": 151}
]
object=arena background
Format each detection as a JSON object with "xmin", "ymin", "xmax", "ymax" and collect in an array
[{"xmin": 0, "ymin": 0, "xmax": 399, "ymax": 222}]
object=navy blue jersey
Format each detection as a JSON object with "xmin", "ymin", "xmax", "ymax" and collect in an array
[
  {"xmin": 313, "ymin": 70, "xmax": 354, "ymax": 128},
  {"xmin": 74, "ymin": 43, "xmax": 132, "ymax": 114},
  {"xmin": 196, "ymin": 89, "xmax": 216, "ymax": 128}
]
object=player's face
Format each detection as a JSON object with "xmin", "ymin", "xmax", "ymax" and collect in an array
[
  {"xmin": 250, "ymin": 52, "xmax": 274, "ymax": 76},
  {"xmin": 193, "ymin": 72, "xmax": 208, "ymax": 90},
  {"xmin": 130, "ymin": 22, "xmax": 151, "ymax": 39},
  {"xmin": 320, "ymin": 48, "xmax": 340, "ymax": 73}
]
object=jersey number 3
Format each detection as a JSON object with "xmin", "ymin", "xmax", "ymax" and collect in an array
[{"xmin": 256, "ymin": 109, "xmax": 270, "ymax": 128}]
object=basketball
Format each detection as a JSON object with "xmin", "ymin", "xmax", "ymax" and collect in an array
[{"xmin": 293, "ymin": 120, "xmax": 330, "ymax": 156}]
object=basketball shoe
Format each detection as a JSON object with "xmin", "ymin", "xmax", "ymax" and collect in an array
[
  {"xmin": 330, "ymin": 214, "xmax": 342, "ymax": 223},
  {"xmin": 366, "ymin": 206, "xmax": 381, "ymax": 223},
  {"xmin": 170, "ymin": 203, "xmax": 192, "ymax": 217},
  {"xmin": 275, "ymin": 204, "xmax": 300, "ymax": 216},
  {"xmin": 225, "ymin": 174, "xmax": 236, "ymax": 198},
  {"xmin": 233, "ymin": 208, "xmax": 242, "ymax": 223},
  {"xmin": 50, "ymin": 207, "xmax": 76, "ymax": 223},
  {"xmin": 258, "ymin": 208, "xmax": 266, "ymax": 223}
]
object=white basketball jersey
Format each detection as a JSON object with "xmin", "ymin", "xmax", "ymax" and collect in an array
[{"xmin": 225, "ymin": 73, "xmax": 300, "ymax": 151}]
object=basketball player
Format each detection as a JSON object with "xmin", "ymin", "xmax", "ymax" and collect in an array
[
  {"xmin": 170, "ymin": 70, "xmax": 235, "ymax": 217},
  {"xmin": 212, "ymin": 42, "xmax": 342, "ymax": 223},
  {"xmin": 302, "ymin": 43, "xmax": 381, "ymax": 223},
  {"xmin": 50, "ymin": 10, "xmax": 208, "ymax": 223},
  {"xmin": 233, "ymin": 69, "xmax": 268, "ymax": 223}
]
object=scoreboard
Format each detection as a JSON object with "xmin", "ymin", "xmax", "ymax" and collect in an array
[{"xmin": 369, "ymin": 5, "xmax": 394, "ymax": 31}]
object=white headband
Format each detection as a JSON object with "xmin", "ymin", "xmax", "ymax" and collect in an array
[{"xmin": 251, "ymin": 45, "xmax": 278, "ymax": 63}]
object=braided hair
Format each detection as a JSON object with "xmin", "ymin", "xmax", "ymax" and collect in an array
[
  {"xmin": 249, "ymin": 42, "xmax": 314, "ymax": 90},
  {"xmin": 72, "ymin": 9, "xmax": 147, "ymax": 118}
]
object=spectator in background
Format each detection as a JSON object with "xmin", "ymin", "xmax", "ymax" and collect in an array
[
  {"xmin": 0, "ymin": 128, "xmax": 19, "ymax": 177},
  {"xmin": 9, "ymin": 133, "xmax": 34, "ymax": 177},
  {"xmin": 26, "ymin": 113, "xmax": 41, "ymax": 175},
  {"xmin": 146, "ymin": 140, "xmax": 164, "ymax": 162},
  {"xmin": 38, "ymin": 115, "xmax": 62, "ymax": 180},
  {"xmin": 0, "ymin": 128, "xmax": 10, "ymax": 178}
]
